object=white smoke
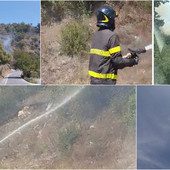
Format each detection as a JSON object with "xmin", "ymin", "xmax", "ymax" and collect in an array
[
  {"xmin": 161, "ymin": 22, "xmax": 170, "ymax": 35},
  {"xmin": 154, "ymin": 26, "xmax": 164, "ymax": 53},
  {"xmin": 3, "ymin": 36, "xmax": 13, "ymax": 54},
  {"xmin": 156, "ymin": 2, "xmax": 170, "ymax": 35}
]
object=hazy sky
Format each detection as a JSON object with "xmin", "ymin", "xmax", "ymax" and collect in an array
[
  {"xmin": 137, "ymin": 86, "xmax": 170, "ymax": 169},
  {"xmin": 156, "ymin": 2, "xmax": 170, "ymax": 35},
  {"xmin": 0, "ymin": 1, "xmax": 40, "ymax": 26}
]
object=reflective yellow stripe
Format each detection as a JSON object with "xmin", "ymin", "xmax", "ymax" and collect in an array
[
  {"xmin": 88, "ymin": 71, "xmax": 117, "ymax": 80},
  {"xmin": 90, "ymin": 46, "xmax": 121, "ymax": 57},
  {"xmin": 109, "ymin": 46, "xmax": 121, "ymax": 54},
  {"xmin": 90, "ymin": 49, "xmax": 110, "ymax": 57}
]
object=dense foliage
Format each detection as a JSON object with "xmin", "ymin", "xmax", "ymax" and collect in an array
[
  {"xmin": 41, "ymin": 1, "xmax": 99, "ymax": 25},
  {"xmin": 0, "ymin": 42, "xmax": 12, "ymax": 65},
  {"xmin": 0, "ymin": 22, "xmax": 40, "ymax": 78},
  {"xmin": 60, "ymin": 19, "xmax": 91, "ymax": 57},
  {"xmin": 124, "ymin": 90, "xmax": 136, "ymax": 127},
  {"xmin": 13, "ymin": 50, "xmax": 40, "ymax": 78},
  {"xmin": 154, "ymin": 0, "xmax": 170, "ymax": 84}
]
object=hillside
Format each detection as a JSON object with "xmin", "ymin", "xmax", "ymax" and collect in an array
[
  {"xmin": 0, "ymin": 86, "xmax": 136, "ymax": 169},
  {"xmin": 0, "ymin": 23, "xmax": 40, "ymax": 55},
  {"xmin": 41, "ymin": 1, "xmax": 152, "ymax": 85},
  {"xmin": 0, "ymin": 23, "xmax": 40, "ymax": 81}
]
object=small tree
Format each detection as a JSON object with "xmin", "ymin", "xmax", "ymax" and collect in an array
[
  {"xmin": 60, "ymin": 19, "xmax": 90, "ymax": 57},
  {"xmin": 0, "ymin": 42, "xmax": 12, "ymax": 65},
  {"xmin": 13, "ymin": 50, "xmax": 40, "ymax": 78}
]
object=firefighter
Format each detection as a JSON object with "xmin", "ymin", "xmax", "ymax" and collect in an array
[{"xmin": 89, "ymin": 6, "xmax": 139, "ymax": 85}]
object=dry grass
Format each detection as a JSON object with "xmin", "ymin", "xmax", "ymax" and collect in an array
[
  {"xmin": 0, "ymin": 106, "xmax": 136, "ymax": 169},
  {"xmin": 41, "ymin": 20, "xmax": 90, "ymax": 85},
  {"xmin": 0, "ymin": 87, "xmax": 136, "ymax": 169}
]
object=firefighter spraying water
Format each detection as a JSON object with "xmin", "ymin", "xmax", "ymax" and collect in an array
[{"xmin": 89, "ymin": 6, "xmax": 151, "ymax": 85}]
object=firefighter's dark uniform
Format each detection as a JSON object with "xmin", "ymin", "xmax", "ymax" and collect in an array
[{"xmin": 89, "ymin": 28, "xmax": 136, "ymax": 84}]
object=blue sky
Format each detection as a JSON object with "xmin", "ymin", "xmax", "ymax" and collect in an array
[
  {"xmin": 137, "ymin": 86, "xmax": 170, "ymax": 169},
  {"xmin": 0, "ymin": 1, "xmax": 40, "ymax": 26}
]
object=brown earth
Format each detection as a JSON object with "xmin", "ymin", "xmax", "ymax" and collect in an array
[{"xmin": 0, "ymin": 65, "xmax": 12, "ymax": 83}]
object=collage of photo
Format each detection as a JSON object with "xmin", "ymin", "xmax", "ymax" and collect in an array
[{"xmin": 0, "ymin": 0, "xmax": 170, "ymax": 169}]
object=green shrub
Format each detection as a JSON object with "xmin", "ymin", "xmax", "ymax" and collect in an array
[
  {"xmin": 154, "ymin": 34, "xmax": 170, "ymax": 84},
  {"xmin": 0, "ymin": 42, "xmax": 13, "ymax": 65},
  {"xmin": 17, "ymin": 41, "xmax": 25, "ymax": 49},
  {"xmin": 16, "ymin": 32, "xmax": 25, "ymax": 41},
  {"xmin": 0, "ymin": 68, "xmax": 2, "ymax": 76},
  {"xmin": 13, "ymin": 50, "xmax": 40, "ymax": 78},
  {"xmin": 58, "ymin": 124, "xmax": 80, "ymax": 155},
  {"xmin": 124, "ymin": 91, "xmax": 136, "ymax": 127},
  {"xmin": 60, "ymin": 19, "xmax": 90, "ymax": 57}
]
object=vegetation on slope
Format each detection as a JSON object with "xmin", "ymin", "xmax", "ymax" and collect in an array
[
  {"xmin": 154, "ymin": 0, "xmax": 170, "ymax": 84},
  {"xmin": 0, "ymin": 23, "xmax": 40, "ymax": 55},
  {"xmin": 13, "ymin": 50, "xmax": 40, "ymax": 78},
  {"xmin": 0, "ymin": 23, "xmax": 40, "ymax": 79},
  {"xmin": 0, "ymin": 42, "xmax": 12, "ymax": 65},
  {"xmin": 0, "ymin": 42, "xmax": 13, "ymax": 77}
]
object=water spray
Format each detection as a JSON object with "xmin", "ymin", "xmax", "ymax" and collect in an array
[
  {"xmin": 123, "ymin": 44, "xmax": 152, "ymax": 59},
  {"xmin": 145, "ymin": 44, "xmax": 152, "ymax": 51},
  {"xmin": 0, "ymin": 87, "xmax": 84, "ymax": 145}
]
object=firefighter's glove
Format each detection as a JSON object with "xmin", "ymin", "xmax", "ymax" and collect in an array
[
  {"xmin": 133, "ymin": 57, "xmax": 139, "ymax": 65},
  {"xmin": 130, "ymin": 52, "xmax": 138, "ymax": 58},
  {"xmin": 124, "ymin": 53, "xmax": 131, "ymax": 58}
]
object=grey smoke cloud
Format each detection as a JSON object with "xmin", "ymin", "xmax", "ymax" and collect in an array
[
  {"xmin": 3, "ymin": 36, "xmax": 13, "ymax": 54},
  {"xmin": 161, "ymin": 21, "xmax": 170, "ymax": 35},
  {"xmin": 156, "ymin": 2, "xmax": 170, "ymax": 35}
]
